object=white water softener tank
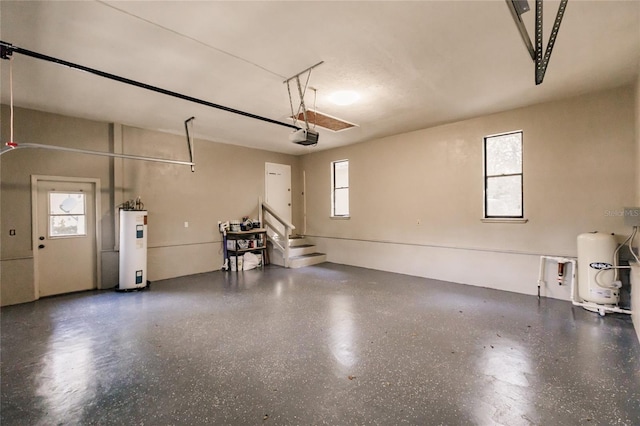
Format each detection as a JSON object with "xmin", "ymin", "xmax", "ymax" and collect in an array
[
  {"xmin": 577, "ymin": 232, "xmax": 618, "ymax": 305},
  {"xmin": 119, "ymin": 210, "xmax": 148, "ymax": 290}
]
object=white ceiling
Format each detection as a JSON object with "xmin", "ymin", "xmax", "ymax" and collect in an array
[{"xmin": 1, "ymin": 1, "xmax": 639, "ymax": 155}]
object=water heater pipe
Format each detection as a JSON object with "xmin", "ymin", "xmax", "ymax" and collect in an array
[
  {"xmin": 568, "ymin": 263, "xmax": 631, "ymax": 316},
  {"xmin": 537, "ymin": 255, "xmax": 632, "ymax": 315},
  {"xmin": 537, "ymin": 256, "xmax": 576, "ymax": 298},
  {"xmin": 569, "ymin": 273, "xmax": 631, "ymax": 316}
]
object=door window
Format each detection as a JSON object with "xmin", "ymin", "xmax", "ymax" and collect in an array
[{"xmin": 48, "ymin": 192, "xmax": 87, "ymax": 237}]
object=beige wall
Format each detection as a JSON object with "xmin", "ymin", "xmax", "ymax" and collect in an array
[
  {"xmin": 118, "ymin": 125, "xmax": 301, "ymax": 282},
  {"xmin": 1, "ymin": 84, "xmax": 637, "ymax": 311},
  {"xmin": 0, "ymin": 106, "xmax": 301, "ymax": 305},
  {"xmin": 301, "ymin": 85, "xmax": 636, "ymax": 299},
  {"xmin": 0, "ymin": 107, "xmax": 112, "ymax": 305}
]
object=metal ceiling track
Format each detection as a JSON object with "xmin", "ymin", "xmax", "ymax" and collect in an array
[
  {"xmin": 506, "ymin": 0, "xmax": 569, "ymax": 85},
  {"xmin": 0, "ymin": 40, "xmax": 300, "ymax": 130}
]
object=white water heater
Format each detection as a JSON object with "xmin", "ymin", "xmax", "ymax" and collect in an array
[
  {"xmin": 577, "ymin": 232, "xmax": 619, "ymax": 305},
  {"xmin": 119, "ymin": 210, "xmax": 148, "ymax": 290}
]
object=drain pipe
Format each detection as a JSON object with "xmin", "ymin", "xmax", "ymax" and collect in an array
[{"xmin": 537, "ymin": 255, "xmax": 576, "ymax": 298}]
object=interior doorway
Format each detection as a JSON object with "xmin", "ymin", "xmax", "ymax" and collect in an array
[
  {"xmin": 32, "ymin": 176, "xmax": 101, "ymax": 298},
  {"xmin": 265, "ymin": 163, "xmax": 292, "ymax": 237}
]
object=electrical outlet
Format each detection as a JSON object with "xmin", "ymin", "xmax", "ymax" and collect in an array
[
  {"xmin": 9, "ymin": 229, "xmax": 16, "ymax": 236},
  {"xmin": 184, "ymin": 222, "xmax": 189, "ymax": 228}
]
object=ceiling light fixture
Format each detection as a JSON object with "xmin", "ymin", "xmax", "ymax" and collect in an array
[{"xmin": 329, "ymin": 90, "xmax": 360, "ymax": 106}]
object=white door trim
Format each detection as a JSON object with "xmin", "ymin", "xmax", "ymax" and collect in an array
[
  {"xmin": 303, "ymin": 170, "xmax": 307, "ymax": 235},
  {"xmin": 31, "ymin": 175, "xmax": 102, "ymax": 299},
  {"xmin": 264, "ymin": 162, "xmax": 292, "ymax": 220}
]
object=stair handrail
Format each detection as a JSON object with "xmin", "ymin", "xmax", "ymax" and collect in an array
[
  {"xmin": 260, "ymin": 200, "xmax": 296, "ymax": 231},
  {"xmin": 259, "ymin": 198, "xmax": 295, "ymax": 268}
]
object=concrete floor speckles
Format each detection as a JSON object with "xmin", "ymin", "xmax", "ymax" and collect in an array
[{"xmin": 1, "ymin": 263, "xmax": 639, "ymax": 425}]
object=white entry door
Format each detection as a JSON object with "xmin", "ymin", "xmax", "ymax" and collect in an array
[
  {"xmin": 265, "ymin": 163, "xmax": 292, "ymax": 237},
  {"xmin": 34, "ymin": 178, "xmax": 98, "ymax": 297}
]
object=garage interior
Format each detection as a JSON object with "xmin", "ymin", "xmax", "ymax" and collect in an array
[{"xmin": 1, "ymin": 1, "xmax": 640, "ymax": 424}]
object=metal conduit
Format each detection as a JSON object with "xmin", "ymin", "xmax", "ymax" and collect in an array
[{"xmin": 0, "ymin": 143, "xmax": 195, "ymax": 166}]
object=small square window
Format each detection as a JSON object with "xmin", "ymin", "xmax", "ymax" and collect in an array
[{"xmin": 48, "ymin": 192, "xmax": 87, "ymax": 237}]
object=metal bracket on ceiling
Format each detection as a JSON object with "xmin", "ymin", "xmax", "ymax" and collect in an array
[
  {"xmin": 506, "ymin": 0, "xmax": 569, "ymax": 85},
  {"xmin": 184, "ymin": 116, "xmax": 195, "ymax": 173},
  {"xmin": 0, "ymin": 41, "xmax": 13, "ymax": 60},
  {"xmin": 283, "ymin": 61, "xmax": 325, "ymax": 85},
  {"xmin": 283, "ymin": 61, "xmax": 323, "ymax": 131}
]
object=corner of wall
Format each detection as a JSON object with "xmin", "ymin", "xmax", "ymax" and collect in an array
[
  {"xmin": 636, "ymin": 73, "xmax": 640, "ymax": 207},
  {"xmin": 1, "ymin": 259, "xmax": 35, "ymax": 306},
  {"xmin": 630, "ymin": 263, "xmax": 640, "ymax": 344},
  {"xmin": 634, "ymin": 71, "xmax": 640, "ymax": 343}
]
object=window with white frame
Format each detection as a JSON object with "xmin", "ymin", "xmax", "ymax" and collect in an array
[
  {"xmin": 331, "ymin": 159, "xmax": 349, "ymax": 217},
  {"xmin": 484, "ymin": 131, "xmax": 523, "ymax": 218},
  {"xmin": 48, "ymin": 192, "xmax": 87, "ymax": 237}
]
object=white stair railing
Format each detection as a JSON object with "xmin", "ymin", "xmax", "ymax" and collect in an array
[{"xmin": 259, "ymin": 197, "xmax": 296, "ymax": 268}]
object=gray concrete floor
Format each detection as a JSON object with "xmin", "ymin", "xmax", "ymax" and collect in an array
[{"xmin": 1, "ymin": 263, "xmax": 639, "ymax": 425}]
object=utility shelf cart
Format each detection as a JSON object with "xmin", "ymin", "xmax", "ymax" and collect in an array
[{"xmin": 224, "ymin": 228, "xmax": 268, "ymax": 271}]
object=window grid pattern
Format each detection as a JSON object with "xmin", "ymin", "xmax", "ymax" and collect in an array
[
  {"xmin": 484, "ymin": 132, "xmax": 523, "ymax": 219},
  {"xmin": 332, "ymin": 160, "xmax": 349, "ymax": 217},
  {"xmin": 48, "ymin": 192, "xmax": 87, "ymax": 238}
]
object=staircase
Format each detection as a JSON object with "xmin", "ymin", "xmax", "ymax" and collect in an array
[
  {"xmin": 259, "ymin": 199, "xmax": 326, "ymax": 269},
  {"xmin": 268, "ymin": 235, "xmax": 327, "ymax": 268}
]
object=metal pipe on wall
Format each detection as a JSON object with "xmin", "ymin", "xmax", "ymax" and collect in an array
[
  {"xmin": 0, "ymin": 142, "xmax": 195, "ymax": 166},
  {"xmin": 184, "ymin": 117, "xmax": 196, "ymax": 172},
  {"xmin": 537, "ymin": 255, "xmax": 632, "ymax": 316},
  {"xmin": 537, "ymin": 255, "xmax": 576, "ymax": 298}
]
